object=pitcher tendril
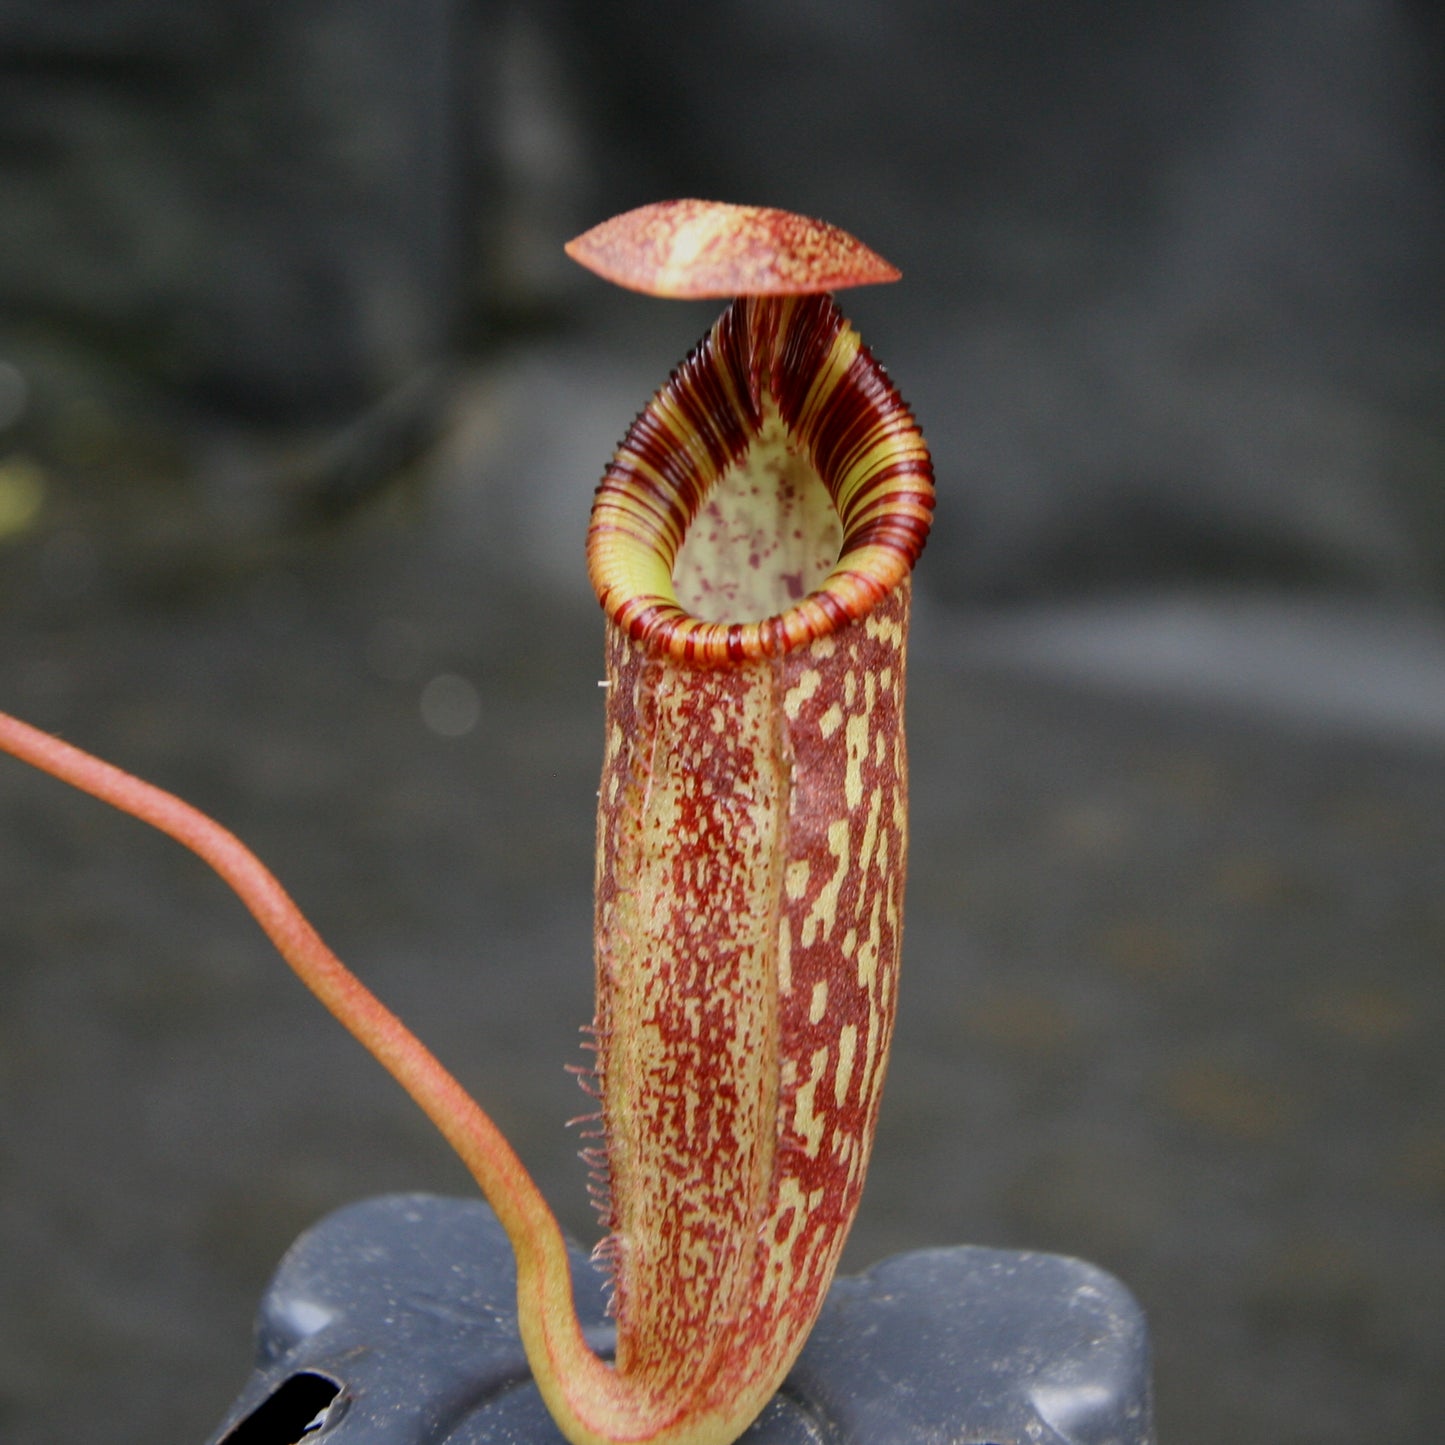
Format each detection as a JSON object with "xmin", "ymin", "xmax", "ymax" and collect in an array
[{"xmin": 0, "ymin": 200, "xmax": 934, "ymax": 1445}]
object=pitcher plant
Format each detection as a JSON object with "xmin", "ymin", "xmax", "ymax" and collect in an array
[{"xmin": 0, "ymin": 200, "xmax": 934, "ymax": 1445}]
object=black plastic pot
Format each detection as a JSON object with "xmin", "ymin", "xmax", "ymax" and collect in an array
[{"xmin": 206, "ymin": 1194, "xmax": 1154, "ymax": 1445}]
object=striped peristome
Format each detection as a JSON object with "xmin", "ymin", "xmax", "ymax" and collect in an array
[
  {"xmin": 585, "ymin": 290, "xmax": 934, "ymax": 1444},
  {"xmin": 588, "ymin": 295, "xmax": 933, "ymax": 663}
]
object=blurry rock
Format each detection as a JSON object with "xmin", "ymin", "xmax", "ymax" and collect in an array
[{"xmin": 0, "ymin": 0, "xmax": 472, "ymax": 424}]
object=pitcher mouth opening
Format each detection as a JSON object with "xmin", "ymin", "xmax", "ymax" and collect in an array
[{"xmin": 586, "ymin": 295, "xmax": 935, "ymax": 666}]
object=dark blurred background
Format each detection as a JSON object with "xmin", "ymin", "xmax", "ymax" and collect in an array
[{"xmin": 0, "ymin": 3, "xmax": 1442, "ymax": 1442}]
